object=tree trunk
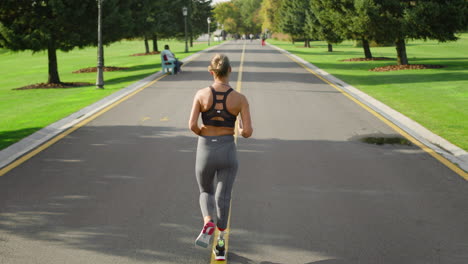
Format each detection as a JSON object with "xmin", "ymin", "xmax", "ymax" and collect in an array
[
  {"xmin": 144, "ymin": 35, "xmax": 150, "ymax": 54},
  {"xmin": 189, "ymin": 22, "xmax": 193, "ymax": 47},
  {"xmin": 47, "ymin": 40, "xmax": 61, "ymax": 84},
  {"xmin": 152, "ymin": 34, "xmax": 158, "ymax": 52},
  {"xmin": 328, "ymin": 43, "xmax": 333, "ymax": 52},
  {"xmin": 395, "ymin": 38, "xmax": 409, "ymax": 65},
  {"xmin": 362, "ymin": 38, "xmax": 373, "ymax": 58},
  {"xmin": 189, "ymin": 2, "xmax": 193, "ymax": 47}
]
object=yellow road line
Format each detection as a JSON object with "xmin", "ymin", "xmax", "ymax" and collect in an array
[
  {"xmin": 0, "ymin": 75, "xmax": 171, "ymax": 177},
  {"xmin": 236, "ymin": 43, "xmax": 246, "ymax": 94},
  {"xmin": 210, "ymin": 42, "xmax": 246, "ymax": 263},
  {"xmin": 283, "ymin": 52, "xmax": 468, "ymax": 180}
]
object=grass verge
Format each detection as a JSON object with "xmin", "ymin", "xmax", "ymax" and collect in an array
[
  {"xmin": 0, "ymin": 40, "xmax": 211, "ymax": 150},
  {"xmin": 268, "ymin": 35, "xmax": 468, "ymax": 151}
]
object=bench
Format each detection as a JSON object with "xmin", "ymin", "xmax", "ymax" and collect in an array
[{"xmin": 161, "ymin": 54, "xmax": 175, "ymax": 75}]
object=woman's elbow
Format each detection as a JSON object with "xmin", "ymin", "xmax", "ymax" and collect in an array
[
  {"xmin": 188, "ymin": 122, "xmax": 198, "ymax": 133},
  {"xmin": 242, "ymin": 128, "xmax": 253, "ymax": 138}
]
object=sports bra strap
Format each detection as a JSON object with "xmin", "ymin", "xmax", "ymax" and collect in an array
[
  {"xmin": 209, "ymin": 86, "xmax": 233, "ymax": 107},
  {"xmin": 222, "ymin": 88, "xmax": 233, "ymax": 109}
]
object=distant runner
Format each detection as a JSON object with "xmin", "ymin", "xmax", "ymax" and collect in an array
[{"xmin": 189, "ymin": 54, "xmax": 253, "ymax": 260}]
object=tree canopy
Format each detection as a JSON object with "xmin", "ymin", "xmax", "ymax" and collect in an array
[
  {"xmin": 213, "ymin": 0, "xmax": 262, "ymax": 35},
  {"xmin": 259, "ymin": 0, "xmax": 282, "ymax": 33},
  {"xmin": 307, "ymin": 0, "xmax": 343, "ymax": 51},
  {"xmin": 0, "ymin": 0, "xmax": 132, "ymax": 83},
  {"xmin": 0, "ymin": 0, "xmax": 213, "ymax": 84},
  {"xmin": 213, "ymin": 2, "xmax": 241, "ymax": 34},
  {"xmin": 278, "ymin": 0, "xmax": 309, "ymax": 43}
]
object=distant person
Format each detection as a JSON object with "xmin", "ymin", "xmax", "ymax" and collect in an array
[
  {"xmin": 249, "ymin": 33, "xmax": 253, "ymax": 42},
  {"xmin": 189, "ymin": 54, "xmax": 253, "ymax": 260},
  {"xmin": 161, "ymin": 44, "xmax": 183, "ymax": 74},
  {"xmin": 261, "ymin": 33, "xmax": 266, "ymax": 46}
]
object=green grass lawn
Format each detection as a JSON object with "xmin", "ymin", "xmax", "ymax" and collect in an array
[
  {"xmin": 268, "ymin": 34, "xmax": 468, "ymax": 151},
  {"xmin": 0, "ymin": 39, "xmax": 211, "ymax": 150}
]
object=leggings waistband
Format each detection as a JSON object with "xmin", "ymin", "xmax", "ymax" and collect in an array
[{"xmin": 198, "ymin": 135, "xmax": 235, "ymax": 144}]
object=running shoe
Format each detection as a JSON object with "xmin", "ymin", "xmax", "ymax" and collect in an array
[
  {"xmin": 195, "ymin": 221, "xmax": 215, "ymax": 248},
  {"xmin": 213, "ymin": 238, "xmax": 226, "ymax": 261}
]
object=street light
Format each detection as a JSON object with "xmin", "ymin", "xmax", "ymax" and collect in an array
[
  {"xmin": 96, "ymin": 0, "xmax": 104, "ymax": 89},
  {"xmin": 207, "ymin": 17, "xmax": 211, "ymax": 46},
  {"xmin": 182, "ymin": 6, "xmax": 188, "ymax": 53}
]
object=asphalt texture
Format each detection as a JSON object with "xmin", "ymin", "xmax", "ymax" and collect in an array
[{"xmin": 1, "ymin": 41, "xmax": 467, "ymax": 264}]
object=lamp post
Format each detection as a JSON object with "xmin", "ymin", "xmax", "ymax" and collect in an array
[
  {"xmin": 96, "ymin": 0, "xmax": 104, "ymax": 89},
  {"xmin": 182, "ymin": 6, "xmax": 188, "ymax": 53},
  {"xmin": 207, "ymin": 17, "xmax": 211, "ymax": 46}
]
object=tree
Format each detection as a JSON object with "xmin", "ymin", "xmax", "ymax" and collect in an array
[
  {"xmin": 213, "ymin": 2, "xmax": 241, "ymax": 34},
  {"xmin": 307, "ymin": 1, "xmax": 343, "ymax": 52},
  {"xmin": 308, "ymin": 0, "xmax": 380, "ymax": 58},
  {"xmin": 128, "ymin": 0, "xmax": 184, "ymax": 53},
  {"xmin": 190, "ymin": 0, "xmax": 214, "ymax": 44},
  {"xmin": 278, "ymin": 0, "xmax": 310, "ymax": 46},
  {"xmin": 213, "ymin": 0, "xmax": 262, "ymax": 35},
  {"xmin": 223, "ymin": 17, "xmax": 239, "ymax": 34},
  {"xmin": 0, "ymin": 0, "xmax": 132, "ymax": 84},
  {"xmin": 372, "ymin": 0, "xmax": 468, "ymax": 65},
  {"xmin": 154, "ymin": 0, "xmax": 185, "ymax": 50},
  {"xmin": 259, "ymin": 0, "xmax": 282, "ymax": 33},
  {"xmin": 235, "ymin": 0, "xmax": 262, "ymax": 34},
  {"xmin": 129, "ymin": 0, "xmax": 153, "ymax": 53}
]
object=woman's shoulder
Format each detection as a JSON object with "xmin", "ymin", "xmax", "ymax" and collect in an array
[
  {"xmin": 195, "ymin": 87, "xmax": 212, "ymax": 98},
  {"xmin": 196, "ymin": 86, "xmax": 211, "ymax": 93},
  {"xmin": 231, "ymin": 89, "xmax": 247, "ymax": 100}
]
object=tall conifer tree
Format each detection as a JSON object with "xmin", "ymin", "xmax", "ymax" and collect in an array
[{"xmin": 278, "ymin": 0, "xmax": 310, "ymax": 46}]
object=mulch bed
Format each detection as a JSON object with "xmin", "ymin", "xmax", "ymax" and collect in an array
[
  {"xmin": 72, "ymin": 66, "xmax": 129, "ymax": 73},
  {"xmin": 14, "ymin": 82, "xmax": 93, "ymax": 90},
  {"xmin": 130, "ymin": 51, "xmax": 161, "ymax": 56},
  {"xmin": 341, "ymin": 57, "xmax": 394, "ymax": 62},
  {"xmin": 369, "ymin": 64, "xmax": 444, "ymax": 72}
]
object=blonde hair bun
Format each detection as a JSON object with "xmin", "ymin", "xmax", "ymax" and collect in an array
[{"xmin": 208, "ymin": 54, "xmax": 231, "ymax": 78}]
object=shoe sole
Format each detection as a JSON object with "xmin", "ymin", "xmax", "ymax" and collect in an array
[
  {"xmin": 213, "ymin": 249, "xmax": 226, "ymax": 261},
  {"xmin": 195, "ymin": 233, "xmax": 212, "ymax": 248}
]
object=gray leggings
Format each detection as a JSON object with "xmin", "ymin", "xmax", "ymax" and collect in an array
[{"xmin": 195, "ymin": 135, "xmax": 238, "ymax": 230}]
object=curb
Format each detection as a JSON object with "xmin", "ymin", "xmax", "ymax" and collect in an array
[
  {"xmin": 268, "ymin": 42, "xmax": 468, "ymax": 174},
  {"xmin": 0, "ymin": 42, "xmax": 228, "ymax": 172}
]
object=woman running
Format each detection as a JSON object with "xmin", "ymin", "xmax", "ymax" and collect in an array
[{"xmin": 189, "ymin": 54, "xmax": 253, "ymax": 260}]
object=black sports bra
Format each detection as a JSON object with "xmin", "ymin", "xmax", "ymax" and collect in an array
[{"xmin": 201, "ymin": 86, "xmax": 237, "ymax": 128}]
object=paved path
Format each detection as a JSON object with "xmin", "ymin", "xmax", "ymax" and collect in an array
[{"xmin": 1, "ymin": 41, "xmax": 467, "ymax": 264}]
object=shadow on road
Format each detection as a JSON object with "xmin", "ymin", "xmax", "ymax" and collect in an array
[{"xmin": 1, "ymin": 125, "xmax": 467, "ymax": 263}]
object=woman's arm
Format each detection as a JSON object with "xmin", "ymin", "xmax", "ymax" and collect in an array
[
  {"xmin": 238, "ymin": 95, "xmax": 253, "ymax": 138},
  {"xmin": 189, "ymin": 91, "xmax": 202, "ymax": 135}
]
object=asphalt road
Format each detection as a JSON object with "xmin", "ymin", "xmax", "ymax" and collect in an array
[{"xmin": 1, "ymin": 41, "xmax": 467, "ymax": 264}]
